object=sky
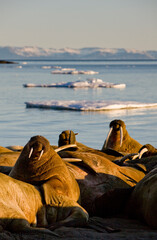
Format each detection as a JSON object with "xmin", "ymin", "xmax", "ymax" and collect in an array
[{"xmin": 0, "ymin": 0, "xmax": 157, "ymax": 51}]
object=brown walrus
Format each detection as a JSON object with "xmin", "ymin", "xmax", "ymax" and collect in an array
[
  {"xmin": 0, "ymin": 146, "xmax": 13, "ymax": 153},
  {"xmin": 58, "ymin": 130, "xmax": 124, "ymax": 161},
  {"xmin": 126, "ymin": 167, "xmax": 157, "ymax": 229},
  {"xmin": 58, "ymin": 149, "xmax": 146, "ymax": 215},
  {"xmin": 0, "ymin": 151, "xmax": 20, "ymax": 166},
  {"xmin": 9, "ymin": 135, "xmax": 88, "ymax": 229},
  {"xmin": 102, "ymin": 119, "xmax": 142, "ymax": 154},
  {"xmin": 138, "ymin": 144, "xmax": 157, "ymax": 158},
  {"xmin": 0, "ymin": 172, "xmax": 57, "ymax": 236}
]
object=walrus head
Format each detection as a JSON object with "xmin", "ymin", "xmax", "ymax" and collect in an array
[
  {"xmin": 58, "ymin": 130, "xmax": 78, "ymax": 147},
  {"xmin": 27, "ymin": 135, "xmax": 51, "ymax": 161},
  {"xmin": 138, "ymin": 144, "xmax": 157, "ymax": 158},
  {"xmin": 9, "ymin": 135, "xmax": 65, "ymax": 184},
  {"xmin": 102, "ymin": 119, "xmax": 125, "ymax": 150},
  {"xmin": 102, "ymin": 119, "xmax": 142, "ymax": 153}
]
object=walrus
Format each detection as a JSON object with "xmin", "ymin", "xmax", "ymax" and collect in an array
[
  {"xmin": 126, "ymin": 167, "xmax": 157, "ymax": 229},
  {"xmin": 0, "ymin": 151, "xmax": 20, "ymax": 166},
  {"xmin": 58, "ymin": 130, "xmax": 124, "ymax": 161},
  {"xmin": 102, "ymin": 119, "xmax": 142, "ymax": 154},
  {"xmin": 138, "ymin": 144, "xmax": 157, "ymax": 158},
  {"xmin": 0, "ymin": 172, "xmax": 57, "ymax": 236},
  {"xmin": 9, "ymin": 135, "xmax": 88, "ymax": 228},
  {"xmin": 58, "ymin": 150, "xmax": 146, "ymax": 215},
  {"xmin": 0, "ymin": 146, "xmax": 13, "ymax": 153}
]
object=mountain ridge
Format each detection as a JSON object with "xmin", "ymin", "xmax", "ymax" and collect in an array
[{"xmin": 0, "ymin": 46, "xmax": 157, "ymax": 60}]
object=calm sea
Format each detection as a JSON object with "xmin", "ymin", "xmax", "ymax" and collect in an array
[{"xmin": 0, "ymin": 60, "xmax": 157, "ymax": 149}]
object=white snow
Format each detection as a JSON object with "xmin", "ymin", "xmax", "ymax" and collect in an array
[{"xmin": 25, "ymin": 100, "xmax": 157, "ymax": 111}]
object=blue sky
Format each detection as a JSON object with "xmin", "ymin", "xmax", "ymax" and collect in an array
[{"xmin": 0, "ymin": 0, "xmax": 157, "ymax": 50}]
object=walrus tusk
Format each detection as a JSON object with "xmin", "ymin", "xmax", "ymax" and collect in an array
[
  {"xmin": 104, "ymin": 127, "xmax": 113, "ymax": 149},
  {"xmin": 28, "ymin": 147, "xmax": 33, "ymax": 158},
  {"xmin": 55, "ymin": 144, "xmax": 77, "ymax": 153},
  {"xmin": 38, "ymin": 149, "xmax": 44, "ymax": 161},
  {"xmin": 62, "ymin": 158, "xmax": 82, "ymax": 162},
  {"xmin": 118, "ymin": 153, "xmax": 139, "ymax": 164},
  {"xmin": 120, "ymin": 126, "xmax": 123, "ymax": 147},
  {"xmin": 138, "ymin": 147, "xmax": 148, "ymax": 159}
]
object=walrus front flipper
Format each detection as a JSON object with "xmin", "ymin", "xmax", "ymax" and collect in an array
[
  {"xmin": 46, "ymin": 200, "xmax": 89, "ymax": 230},
  {"xmin": 87, "ymin": 217, "xmax": 120, "ymax": 233},
  {"xmin": 9, "ymin": 221, "xmax": 59, "ymax": 237}
]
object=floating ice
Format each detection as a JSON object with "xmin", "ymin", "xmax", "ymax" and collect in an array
[
  {"xmin": 16, "ymin": 65, "xmax": 22, "ymax": 68},
  {"xmin": 25, "ymin": 100, "xmax": 157, "ymax": 111},
  {"xmin": 51, "ymin": 68, "xmax": 98, "ymax": 74},
  {"xmin": 41, "ymin": 66, "xmax": 52, "ymax": 69},
  {"xmin": 23, "ymin": 78, "xmax": 126, "ymax": 89},
  {"xmin": 41, "ymin": 65, "xmax": 62, "ymax": 69}
]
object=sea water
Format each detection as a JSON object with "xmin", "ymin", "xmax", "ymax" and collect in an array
[{"xmin": 0, "ymin": 60, "xmax": 157, "ymax": 149}]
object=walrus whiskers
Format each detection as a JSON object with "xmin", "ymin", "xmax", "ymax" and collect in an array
[{"xmin": 29, "ymin": 147, "xmax": 33, "ymax": 158}]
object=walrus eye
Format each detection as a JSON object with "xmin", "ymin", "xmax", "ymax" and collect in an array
[
  {"xmin": 29, "ymin": 147, "xmax": 33, "ymax": 158},
  {"xmin": 38, "ymin": 149, "xmax": 44, "ymax": 160}
]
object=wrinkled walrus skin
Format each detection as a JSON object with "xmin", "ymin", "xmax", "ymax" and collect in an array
[
  {"xmin": 102, "ymin": 119, "xmax": 142, "ymax": 154},
  {"xmin": 9, "ymin": 135, "xmax": 88, "ymax": 229},
  {"xmin": 126, "ymin": 168, "xmax": 157, "ymax": 229},
  {"xmin": 0, "ymin": 172, "xmax": 55, "ymax": 235}
]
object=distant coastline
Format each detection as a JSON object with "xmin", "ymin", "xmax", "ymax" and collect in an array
[
  {"xmin": 1, "ymin": 46, "xmax": 157, "ymax": 61},
  {"xmin": 0, "ymin": 60, "xmax": 16, "ymax": 64}
]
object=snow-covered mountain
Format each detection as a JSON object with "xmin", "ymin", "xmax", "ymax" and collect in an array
[{"xmin": 0, "ymin": 46, "xmax": 157, "ymax": 60}]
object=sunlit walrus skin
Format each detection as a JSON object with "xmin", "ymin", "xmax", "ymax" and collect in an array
[
  {"xmin": 102, "ymin": 119, "xmax": 142, "ymax": 154},
  {"xmin": 9, "ymin": 135, "xmax": 88, "ymax": 229},
  {"xmin": 126, "ymin": 168, "xmax": 157, "ymax": 229},
  {"xmin": 0, "ymin": 172, "xmax": 56, "ymax": 236}
]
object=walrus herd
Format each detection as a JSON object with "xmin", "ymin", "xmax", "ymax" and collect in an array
[{"xmin": 0, "ymin": 119, "xmax": 157, "ymax": 236}]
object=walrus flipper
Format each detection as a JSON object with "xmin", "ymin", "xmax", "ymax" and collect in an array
[
  {"xmin": 87, "ymin": 217, "xmax": 120, "ymax": 233},
  {"xmin": 8, "ymin": 218, "xmax": 59, "ymax": 237},
  {"xmin": 47, "ymin": 203, "xmax": 89, "ymax": 230}
]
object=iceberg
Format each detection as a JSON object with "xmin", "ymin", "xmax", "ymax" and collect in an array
[
  {"xmin": 23, "ymin": 78, "xmax": 126, "ymax": 89},
  {"xmin": 25, "ymin": 100, "xmax": 157, "ymax": 111}
]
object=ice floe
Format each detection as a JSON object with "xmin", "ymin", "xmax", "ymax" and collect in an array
[
  {"xmin": 25, "ymin": 100, "xmax": 157, "ymax": 111},
  {"xmin": 41, "ymin": 65, "xmax": 62, "ymax": 69},
  {"xmin": 23, "ymin": 78, "xmax": 126, "ymax": 89},
  {"xmin": 51, "ymin": 68, "xmax": 98, "ymax": 74}
]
